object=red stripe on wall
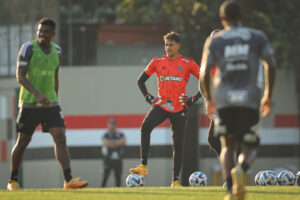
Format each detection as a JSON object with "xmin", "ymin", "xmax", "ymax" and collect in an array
[
  {"xmin": 63, "ymin": 114, "xmax": 171, "ymax": 129},
  {"xmin": 1, "ymin": 140, "xmax": 7, "ymax": 162},
  {"xmin": 35, "ymin": 113, "xmax": 298, "ymax": 130},
  {"xmin": 274, "ymin": 114, "xmax": 299, "ymax": 128}
]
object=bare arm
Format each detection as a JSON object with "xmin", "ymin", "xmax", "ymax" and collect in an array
[
  {"xmin": 103, "ymin": 136, "xmax": 126, "ymax": 148},
  {"xmin": 260, "ymin": 55, "xmax": 276, "ymax": 117},
  {"xmin": 16, "ymin": 66, "xmax": 50, "ymax": 108},
  {"xmin": 199, "ymin": 65, "xmax": 213, "ymax": 101},
  {"xmin": 55, "ymin": 67, "xmax": 59, "ymax": 95}
]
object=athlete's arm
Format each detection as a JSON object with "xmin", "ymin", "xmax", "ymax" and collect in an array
[
  {"xmin": 259, "ymin": 32, "xmax": 277, "ymax": 117},
  {"xmin": 115, "ymin": 136, "xmax": 126, "ymax": 147},
  {"xmin": 260, "ymin": 55, "xmax": 276, "ymax": 117},
  {"xmin": 17, "ymin": 66, "xmax": 51, "ymax": 108},
  {"xmin": 199, "ymin": 37, "xmax": 217, "ymax": 117},
  {"xmin": 199, "ymin": 38, "xmax": 214, "ymax": 101},
  {"xmin": 137, "ymin": 71, "xmax": 161, "ymax": 105},
  {"xmin": 137, "ymin": 72, "xmax": 151, "ymax": 97},
  {"xmin": 55, "ymin": 67, "xmax": 59, "ymax": 95}
]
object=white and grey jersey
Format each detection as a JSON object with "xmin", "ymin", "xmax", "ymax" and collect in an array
[
  {"xmin": 203, "ymin": 25, "xmax": 274, "ymax": 109},
  {"xmin": 17, "ymin": 41, "xmax": 62, "ymax": 68}
]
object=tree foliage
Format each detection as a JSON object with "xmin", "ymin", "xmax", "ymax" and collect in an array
[{"xmin": 116, "ymin": 0, "xmax": 300, "ymax": 70}]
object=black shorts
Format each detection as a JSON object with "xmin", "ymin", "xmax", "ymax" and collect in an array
[
  {"xmin": 214, "ymin": 107, "xmax": 260, "ymax": 146},
  {"xmin": 16, "ymin": 106, "xmax": 65, "ymax": 135}
]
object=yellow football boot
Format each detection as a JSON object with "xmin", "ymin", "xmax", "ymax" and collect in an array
[
  {"xmin": 64, "ymin": 177, "xmax": 88, "ymax": 189},
  {"xmin": 171, "ymin": 180, "xmax": 182, "ymax": 188},
  {"xmin": 129, "ymin": 164, "xmax": 148, "ymax": 177},
  {"xmin": 7, "ymin": 180, "xmax": 20, "ymax": 191}
]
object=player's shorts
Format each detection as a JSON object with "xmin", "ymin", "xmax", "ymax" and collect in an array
[
  {"xmin": 16, "ymin": 106, "xmax": 65, "ymax": 135},
  {"xmin": 214, "ymin": 107, "xmax": 260, "ymax": 146}
]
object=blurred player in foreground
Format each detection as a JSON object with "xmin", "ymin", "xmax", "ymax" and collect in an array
[
  {"xmin": 199, "ymin": 1, "xmax": 276, "ymax": 199},
  {"xmin": 130, "ymin": 32, "xmax": 201, "ymax": 187},
  {"xmin": 7, "ymin": 18, "xmax": 88, "ymax": 191},
  {"xmin": 206, "ymin": 29, "xmax": 222, "ymax": 157}
]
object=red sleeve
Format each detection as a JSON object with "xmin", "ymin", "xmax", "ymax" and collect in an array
[
  {"xmin": 190, "ymin": 60, "xmax": 200, "ymax": 79},
  {"xmin": 144, "ymin": 59, "xmax": 156, "ymax": 76}
]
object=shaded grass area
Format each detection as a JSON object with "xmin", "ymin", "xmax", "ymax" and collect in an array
[{"xmin": 0, "ymin": 186, "xmax": 299, "ymax": 200}]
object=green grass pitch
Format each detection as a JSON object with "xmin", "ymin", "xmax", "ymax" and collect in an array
[{"xmin": 0, "ymin": 186, "xmax": 299, "ymax": 200}]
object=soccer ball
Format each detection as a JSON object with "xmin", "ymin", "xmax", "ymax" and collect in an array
[
  {"xmin": 189, "ymin": 171, "xmax": 207, "ymax": 186},
  {"xmin": 277, "ymin": 170, "xmax": 295, "ymax": 186},
  {"xmin": 260, "ymin": 170, "xmax": 277, "ymax": 186},
  {"xmin": 126, "ymin": 173, "xmax": 144, "ymax": 187},
  {"xmin": 254, "ymin": 171, "xmax": 264, "ymax": 186},
  {"xmin": 296, "ymin": 171, "xmax": 300, "ymax": 186}
]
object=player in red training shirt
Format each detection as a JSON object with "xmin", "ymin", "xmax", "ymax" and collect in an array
[{"xmin": 129, "ymin": 32, "xmax": 201, "ymax": 187}]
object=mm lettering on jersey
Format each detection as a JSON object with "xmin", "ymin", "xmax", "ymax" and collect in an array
[
  {"xmin": 159, "ymin": 75, "xmax": 182, "ymax": 82},
  {"xmin": 224, "ymin": 44, "xmax": 249, "ymax": 58}
]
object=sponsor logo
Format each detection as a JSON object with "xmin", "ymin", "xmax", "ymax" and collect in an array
[
  {"xmin": 161, "ymin": 104, "xmax": 175, "ymax": 111},
  {"xmin": 161, "ymin": 99, "xmax": 174, "ymax": 111},
  {"xmin": 177, "ymin": 66, "xmax": 183, "ymax": 71},
  {"xmin": 159, "ymin": 75, "xmax": 182, "ymax": 82}
]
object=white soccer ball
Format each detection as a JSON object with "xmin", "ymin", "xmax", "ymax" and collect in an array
[
  {"xmin": 277, "ymin": 170, "xmax": 295, "ymax": 186},
  {"xmin": 260, "ymin": 170, "xmax": 277, "ymax": 186},
  {"xmin": 254, "ymin": 171, "xmax": 265, "ymax": 186},
  {"xmin": 126, "ymin": 173, "xmax": 144, "ymax": 187},
  {"xmin": 189, "ymin": 171, "xmax": 207, "ymax": 186},
  {"xmin": 296, "ymin": 171, "xmax": 300, "ymax": 186}
]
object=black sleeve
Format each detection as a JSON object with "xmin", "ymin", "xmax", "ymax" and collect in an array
[
  {"xmin": 137, "ymin": 71, "xmax": 150, "ymax": 97},
  {"xmin": 193, "ymin": 91, "xmax": 202, "ymax": 100}
]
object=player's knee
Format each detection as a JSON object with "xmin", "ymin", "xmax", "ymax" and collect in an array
[
  {"xmin": 53, "ymin": 132, "xmax": 66, "ymax": 144},
  {"xmin": 141, "ymin": 120, "xmax": 153, "ymax": 135},
  {"xmin": 242, "ymin": 132, "xmax": 260, "ymax": 146},
  {"xmin": 19, "ymin": 134, "xmax": 32, "ymax": 147}
]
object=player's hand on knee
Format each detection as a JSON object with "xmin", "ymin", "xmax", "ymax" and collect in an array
[{"xmin": 179, "ymin": 93, "xmax": 198, "ymax": 107}]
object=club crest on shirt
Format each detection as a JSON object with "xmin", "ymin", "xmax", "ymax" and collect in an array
[{"xmin": 177, "ymin": 66, "xmax": 183, "ymax": 71}]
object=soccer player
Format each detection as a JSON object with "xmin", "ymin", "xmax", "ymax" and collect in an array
[
  {"xmin": 101, "ymin": 118, "xmax": 126, "ymax": 187},
  {"xmin": 206, "ymin": 29, "xmax": 222, "ymax": 157},
  {"xmin": 199, "ymin": 1, "xmax": 276, "ymax": 200},
  {"xmin": 7, "ymin": 18, "xmax": 88, "ymax": 190},
  {"xmin": 129, "ymin": 32, "xmax": 201, "ymax": 187}
]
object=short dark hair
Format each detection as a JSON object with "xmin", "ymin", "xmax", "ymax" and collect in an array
[
  {"xmin": 219, "ymin": 0, "xmax": 241, "ymax": 21},
  {"xmin": 108, "ymin": 118, "xmax": 116, "ymax": 124},
  {"xmin": 39, "ymin": 18, "xmax": 56, "ymax": 30},
  {"xmin": 164, "ymin": 32, "xmax": 180, "ymax": 43}
]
